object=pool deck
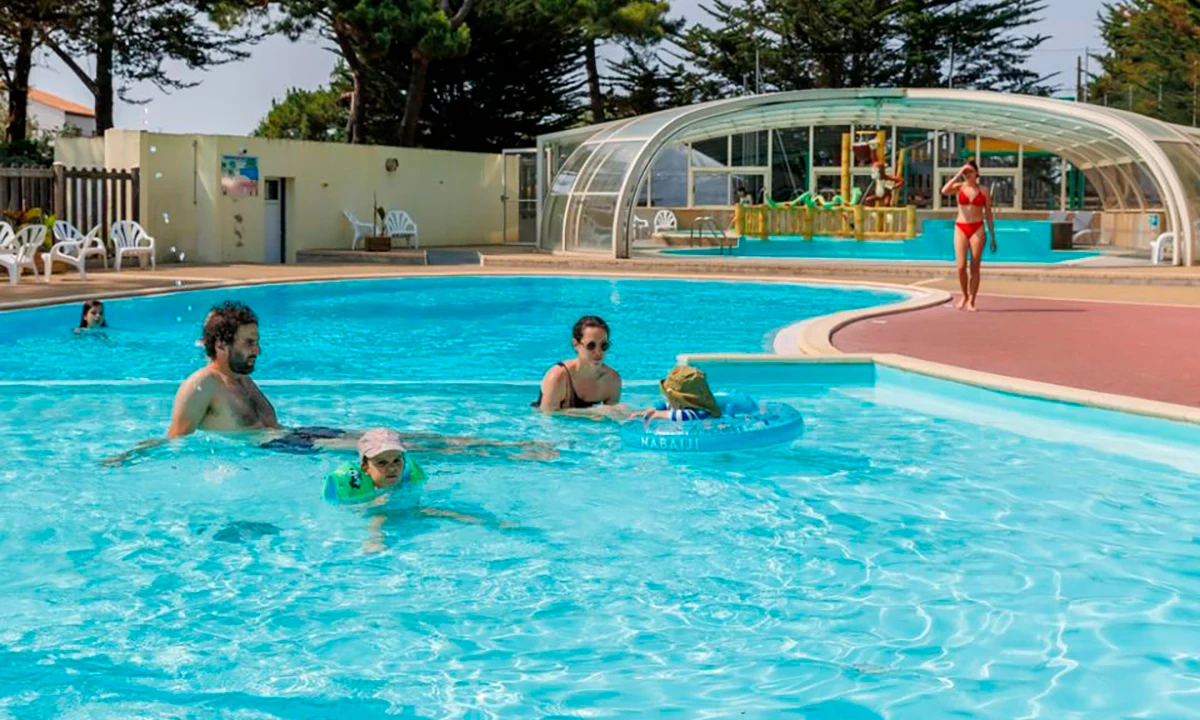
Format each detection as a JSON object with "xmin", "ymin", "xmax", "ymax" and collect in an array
[{"xmin": 3, "ymin": 254, "xmax": 1199, "ymax": 412}]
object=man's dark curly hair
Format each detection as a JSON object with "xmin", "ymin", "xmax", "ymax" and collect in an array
[{"xmin": 203, "ymin": 301, "xmax": 258, "ymax": 360}]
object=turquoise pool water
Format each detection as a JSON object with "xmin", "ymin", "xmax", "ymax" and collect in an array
[
  {"xmin": 667, "ymin": 220, "xmax": 1100, "ymax": 264},
  {"xmin": 1, "ymin": 277, "xmax": 1198, "ymax": 718},
  {"xmin": 0, "ymin": 276, "xmax": 905, "ymax": 382}
]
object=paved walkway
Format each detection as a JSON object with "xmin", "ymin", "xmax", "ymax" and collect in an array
[{"xmin": 834, "ymin": 294, "xmax": 1200, "ymax": 406}]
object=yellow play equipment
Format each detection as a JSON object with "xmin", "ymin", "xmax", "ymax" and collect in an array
[{"xmin": 742, "ymin": 128, "xmax": 915, "ymax": 242}]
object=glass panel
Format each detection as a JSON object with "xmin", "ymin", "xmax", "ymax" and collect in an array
[
  {"xmin": 1071, "ymin": 166, "xmax": 1103, "ymax": 210},
  {"xmin": 1099, "ymin": 164, "xmax": 1123, "ymax": 206},
  {"xmin": 978, "ymin": 138, "xmax": 1020, "ymax": 168},
  {"xmin": 979, "ymin": 176, "xmax": 1016, "ymax": 208},
  {"xmin": 550, "ymin": 144, "xmax": 597, "ymax": 194},
  {"xmin": 1112, "ymin": 163, "xmax": 1144, "ymax": 208},
  {"xmin": 692, "ymin": 137, "xmax": 728, "ymax": 167},
  {"xmin": 519, "ymin": 155, "xmax": 537, "ymax": 201},
  {"xmin": 637, "ymin": 178, "xmax": 650, "ymax": 207},
  {"xmin": 542, "ymin": 194, "xmax": 568, "ymax": 251},
  {"xmin": 553, "ymin": 141, "xmax": 581, "ymax": 175},
  {"xmin": 813, "ymin": 125, "xmax": 847, "ymax": 168},
  {"xmin": 731, "ymin": 131, "xmax": 768, "ymax": 167},
  {"xmin": 694, "ymin": 173, "xmax": 728, "ymax": 205},
  {"xmin": 1081, "ymin": 168, "xmax": 1116, "ymax": 208},
  {"xmin": 572, "ymin": 196, "xmax": 617, "ymax": 252},
  {"xmin": 731, "ymin": 174, "xmax": 765, "ymax": 204},
  {"xmin": 1158, "ymin": 141, "xmax": 1200, "ymax": 241},
  {"xmin": 650, "ymin": 144, "xmax": 688, "ymax": 207},
  {"xmin": 1022, "ymin": 155, "xmax": 1062, "ymax": 211},
  {"xmin": 815, "ymin": 173, "xmax": 842, "ymax": 200},
  {"xmin": 577, "ymin": 141, "xmax": 642, "ymax": 194},
  {"xmin": 771, "ymin": 127, "xmax": 809, "ymax": 202},
  {"xmin": 938, "ymin": 132, "xmax": 970, "ymax": 168},
  {"xmin": 896, "ymin": 128, "xmax": 934, "ymax": 208},
  {"xmin": 1136, "ymin": 162, "xmax": 1163, "ymax": 207}
]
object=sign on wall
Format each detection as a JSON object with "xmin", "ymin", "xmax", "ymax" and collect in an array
[{"xmin": 221, "ymin": 154, "xmax": 260, "ymax": 197}]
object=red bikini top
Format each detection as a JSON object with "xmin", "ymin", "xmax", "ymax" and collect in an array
[{"xmin": 959, "ymin": 187, "xmax": 986, "ymax": 206}]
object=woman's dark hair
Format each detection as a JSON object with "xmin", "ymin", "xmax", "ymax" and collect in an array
[
  {"xmin": 203, "ymin": 301, "xmax": 258, "ymax": 359},
  {"xmin": 965, "ymin": 159, "xmax": 979, "ymax": 172},
  {"xmin": 572, "ymin": 315, "xmax": 609, "ymax": 343},
  {"xmin": 78, "ymin": 300, "xmax": 106, "ymax": 328}
]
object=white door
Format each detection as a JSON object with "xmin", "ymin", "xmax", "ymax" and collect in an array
[{"xmin": 264, "ymin": 178, "xmax": 283, "ymax": 263}]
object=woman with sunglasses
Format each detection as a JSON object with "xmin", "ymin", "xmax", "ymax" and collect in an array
[
  {"xmin": 941, "ymin": 159, "xmax": 997, "ymax": 312},
  {"xmin": 533, "ymin": 315, "xmax": 623, "ymax": 413}
]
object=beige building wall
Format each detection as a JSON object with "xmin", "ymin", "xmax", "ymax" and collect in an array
[
  {"xmin": 142, "ymin": 133, "xmax": 508, "ymax": 263},
  {"xmin": 53, "ymin": 137, "xmax": 105, "ymax": 168},
  {"xmin": 64, "ymin": 130, "xmax": 510, "ymax": 264}
]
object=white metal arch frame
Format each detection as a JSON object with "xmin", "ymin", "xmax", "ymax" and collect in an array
[{"xmin": 556, "ymin": 88, "xmax": 1197, "ymax": 265}]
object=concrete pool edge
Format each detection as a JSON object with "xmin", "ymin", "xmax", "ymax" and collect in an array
[
  {"xmin": 676, "ymin": 352, "xmax": 1200, "ymax": 426},
  {"xmin": 772, "ymin": 288, "xmax": 951, "ymax": 355}
]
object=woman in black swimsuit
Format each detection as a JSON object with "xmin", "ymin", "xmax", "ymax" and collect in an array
[{"xmin": 533, "ymin": 315, "xmax": 623, "ymax": 413}]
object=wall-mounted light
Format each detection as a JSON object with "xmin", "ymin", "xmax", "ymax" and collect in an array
[{"xmin": 385, "ymin": 158, "xmax": 399, "ymax": 172}]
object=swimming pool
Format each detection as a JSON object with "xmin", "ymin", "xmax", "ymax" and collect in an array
[
  {"xmin": 0, "ymin": 276, "xmax": 905, "ymax": 382},
  {"xmin": 666, "ymin": 220, "xmax": 1100, "ymax": 264},
  {"xmin": 1, "ymin": 276, "xmax": 1198, "ymax": 718}
]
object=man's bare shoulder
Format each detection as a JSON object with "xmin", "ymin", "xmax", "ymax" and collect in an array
[{"xmin": 178, "ymin": 364, "xmax": 222, "ymax": 395}]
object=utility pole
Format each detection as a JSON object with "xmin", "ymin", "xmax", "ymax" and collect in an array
[
  {"xmin": 1080, "ymin": 55, "xmax": 1089, "ymax": 102},
  {"xmin": 947, "ymin": 2, "xmax": 958, "ymax": 88},
  {"xmin": 1083, "ymin": 47, "xmax": 1089, "ymax": 102},
  {"xmin": 755, "ymin": 44, "xmax": 761, "ymax": 94}
]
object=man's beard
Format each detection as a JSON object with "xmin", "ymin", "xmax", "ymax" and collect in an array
[{"xmin": 230, "ymin": 354, "xmax": 256, "ymax": 375}]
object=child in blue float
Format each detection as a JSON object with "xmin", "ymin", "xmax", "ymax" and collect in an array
[{"xmin": 640, "ymin": 366, "xmax": 722, "ymax": 421}]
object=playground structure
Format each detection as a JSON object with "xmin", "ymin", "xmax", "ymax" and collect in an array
[
  {"xmin": 738, "ymin": 203, "xmax": 917, "ymax": 242},
  {"xmin": 752, "ymin": 128, "xmax": 916, "ymax": 241}
]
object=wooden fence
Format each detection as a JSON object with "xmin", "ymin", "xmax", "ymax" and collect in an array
[
  {"xmin": 0, "ymin": 167, "xmax": 55, "ymax": 218},
  {"xmin": 0, "ymin": 165, "xmax": 140, "ymax": 230}
]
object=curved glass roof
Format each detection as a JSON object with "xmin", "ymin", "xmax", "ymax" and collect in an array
[{"xmin": 537, "ymin": 88, "xmax": 1200, "ymax": 265}]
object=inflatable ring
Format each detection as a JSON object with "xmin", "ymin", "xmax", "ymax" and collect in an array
[
  {"xmin": 322, "ymin": 458, "xmax": 427, "ymax": 505},
  {"xmin": 621, "ymin": 392, "xmax": 805, "ymax": 453}
]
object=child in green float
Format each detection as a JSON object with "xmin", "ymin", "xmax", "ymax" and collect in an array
[{"xmin": 324, "ymin": 428, "xmax": 515, "ymax": 550}]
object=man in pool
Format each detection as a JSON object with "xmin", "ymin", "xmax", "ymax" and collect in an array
[
  {"xmin": 105, "ymin": 300, "xmax": 557, "ymax": 464},
  {"xmin": 169, "ymin": 300, "xmax": 278, "ymax": 437}
]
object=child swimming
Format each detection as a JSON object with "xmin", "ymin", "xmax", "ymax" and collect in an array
[{"xmin": 75, "ymin": 300, "xmax": 107, "ymax": 333}]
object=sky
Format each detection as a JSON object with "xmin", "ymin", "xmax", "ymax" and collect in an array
[{"xmin": 28, "ymin": 0, "xmax": 1108, "ymax": 136}]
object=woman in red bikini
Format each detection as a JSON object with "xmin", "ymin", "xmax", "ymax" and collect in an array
[{"xmin": 941, "ymin": 159, "xmax": 997, "ymax": 311}]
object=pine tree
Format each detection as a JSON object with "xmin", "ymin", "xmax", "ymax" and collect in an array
[
  {"xmin": 1089, "ymin": 0, "xmax": 1200, "ymax": 123},
  {"xmin": 675, "ymin": 0, "xmax": 1051, "ymax": 97}
]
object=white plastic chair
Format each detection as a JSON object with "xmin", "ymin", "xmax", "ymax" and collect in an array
[
  {"xmin": 46, "ymin": 220, "xmax": 107, "ymax": 280},
  {"xmin": 0, "ymin": 221, "xmax": 14, "ymax": 250},
  {"xmin": 384, "ymin": 210, "xmax": 419, "ymax": 249},
  {"xmin": 0, "ymin": 225, "xmax": 48, "ymax": 285},
  {"xmin": 343, "ymin": 210, "xmax": 375, "ymax": 250},
  {"xmin": 1150, "ymin": 231, "xmax": 1175, "ymax": 265},
  {"xmin": 110, "ymin": 220, "xmax": 156, "ymax": 271},
  {"xmin": 653, "ymin": 209, "xmax": 678, "ymax": 234},
  {"xmin": 632, "ymin": 215, "xmax": 650, "ymax": 240}
]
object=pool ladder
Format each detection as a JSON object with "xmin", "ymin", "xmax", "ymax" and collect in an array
[{"xmin": 691, "ymin": 216, "xmax": 738, "ymax": 256}]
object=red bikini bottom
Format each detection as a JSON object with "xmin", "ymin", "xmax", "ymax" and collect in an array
[{"xmin": 955, "ymin": 221, "xmax": 984, "ymax": 238}]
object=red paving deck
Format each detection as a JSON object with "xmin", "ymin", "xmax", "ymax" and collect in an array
[{"xmin": 834, "ymin": 295, "xmax": 1200, "ymax": 407}]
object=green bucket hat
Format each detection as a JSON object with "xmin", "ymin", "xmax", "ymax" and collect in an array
[{"xmin": 660, "ymin": 365, "xmax": 721, "ymax": 417}]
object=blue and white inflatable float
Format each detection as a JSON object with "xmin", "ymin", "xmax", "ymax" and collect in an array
[{"xmin": 621, "ymin": 391, "xmax": 805, "ymax": 453}]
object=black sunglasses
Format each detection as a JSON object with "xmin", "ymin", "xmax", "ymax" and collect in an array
[{"xmin": 584, "ymin": 340, "xmax": 611, "ymax": 352}]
